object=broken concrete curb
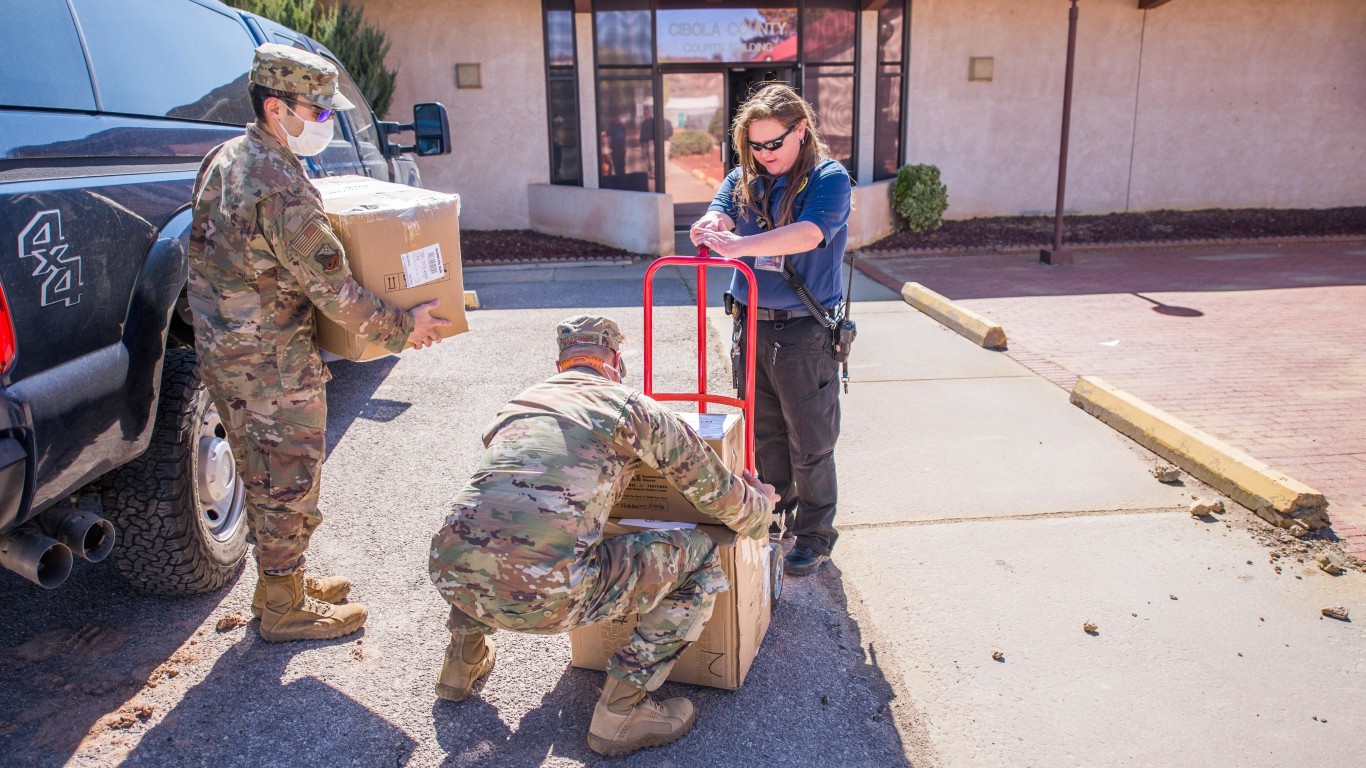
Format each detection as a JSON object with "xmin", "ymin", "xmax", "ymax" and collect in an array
[
  {"xmin": 899, "ymin": 282, "xmax": 1007, "ymax": 349},
  {"xmin": 1069, "ymin": 376, "xmax": 1329, "ymax": 531}
]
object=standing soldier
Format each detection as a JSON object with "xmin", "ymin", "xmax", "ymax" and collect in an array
[
  {"xmin": 429, "ymin": 315, "xmax": 777, "ymax": 757},
  {"xmin": 187, "ymin": 44, "xmax": 447, "ymax": 643}
]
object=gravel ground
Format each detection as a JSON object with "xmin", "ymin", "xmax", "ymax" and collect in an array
[{"xmin": 0, "ymin": 266, "xmax": 918, "ymax": 767}]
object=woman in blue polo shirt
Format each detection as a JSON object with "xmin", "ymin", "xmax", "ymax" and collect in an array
[{"xmin": 690, "ymin": 83, "xmax": 852, "ymax": 577}]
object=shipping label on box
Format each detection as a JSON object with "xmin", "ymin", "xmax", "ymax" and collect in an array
[
  {"xmin": 569, "ymin": 523, "xmax": 774, "ymax": 690},
  {"xmin": 310, "ymin": 175, "xmax": 470, "ymax": 361},
  {"xmin": 610, "ymin": 412, "xmax": 745, "ymax": 525}
]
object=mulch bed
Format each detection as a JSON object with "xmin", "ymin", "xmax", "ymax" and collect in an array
[
  {"xmin": 459, "ymin": 207, "xmax": 1366, "ymax": 265},
  {"xmin": 461, "ymin": 229, "xmax": 634, "ymax": 265},
  {"xmin": 863, "ymin": 206, "xmax": 1366, "ymax": 254}
]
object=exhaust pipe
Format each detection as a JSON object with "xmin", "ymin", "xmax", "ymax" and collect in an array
[
  {"xmin": 39, "ymin": 507, "xmax": 116, "ymax": 563},
  {"xmin": 0, "ymin": 529, "xmax": 73, "ymax": 589}
]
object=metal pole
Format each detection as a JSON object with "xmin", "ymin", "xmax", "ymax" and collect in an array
[{"xmin": 1041, "ymin": 0, "xmax": 1079, "ymax": 266}]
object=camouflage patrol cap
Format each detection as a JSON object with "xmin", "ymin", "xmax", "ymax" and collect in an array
[
  {"xmin": 557, "ymin": 315, "xmax": 623, "ymax": 352},
  {"xmin": 249, "ymin": 43, "xmax": 356, "ymax": 111}
]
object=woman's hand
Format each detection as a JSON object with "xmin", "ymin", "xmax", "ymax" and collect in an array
[
  {"xmin": 689, "ymin": 211, "xmax": 733, "ymax": 248},
  {"xmin": 693, "ymin": 229, "xmax": 748, "ymax": 258}
]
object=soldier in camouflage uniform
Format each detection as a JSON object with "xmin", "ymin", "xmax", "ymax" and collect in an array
[
  {"xmin": 429, "ymin": 315, "xmax": 777, "ymax": 757},
  {"xmin": 188, "ymin": 44, "xmax": 448, "ymax": 643}
]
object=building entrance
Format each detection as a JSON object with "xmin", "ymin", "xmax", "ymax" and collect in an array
[{"xmin": 662, "ymin": 66, "xmax": 797, "ymax": 228}]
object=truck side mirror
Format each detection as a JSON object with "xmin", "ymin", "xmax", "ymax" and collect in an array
[
  {"xmin": 412, "ymin": 102, "xmax": 450, "ymax": 156},
  {"xmin": 377, "ymin": 102, "xmax": 452, "ymax": 157}
]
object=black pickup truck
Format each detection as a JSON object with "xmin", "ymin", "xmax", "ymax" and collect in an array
[{"xmin": 0, "ymin": 0, "xmax": 450, "ymax": 594}]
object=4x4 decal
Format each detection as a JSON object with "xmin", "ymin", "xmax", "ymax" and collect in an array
[{"xmin": 19, "ymin": 210, "xmax": 82, "ymax": 307}]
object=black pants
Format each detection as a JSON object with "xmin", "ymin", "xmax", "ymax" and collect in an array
[{"xmin": 734, "ymin": 314, "xmax": 841, "ymax": 556}]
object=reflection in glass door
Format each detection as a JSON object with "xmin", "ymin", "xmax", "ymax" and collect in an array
[{"xmin": 661, "ymin": 72, "xmax": 727, "ymax": 225}]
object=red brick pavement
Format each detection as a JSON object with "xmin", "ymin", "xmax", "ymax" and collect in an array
[{"xmin": 859, "ymin": 240, "xmax": 1366, "ymax": 557}]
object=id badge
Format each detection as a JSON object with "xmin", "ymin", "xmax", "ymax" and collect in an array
[{"xmin": 754, "ymin": 255, "xmax": 785, "ymax": 272}]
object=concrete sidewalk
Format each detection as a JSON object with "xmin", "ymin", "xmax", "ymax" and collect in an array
[{"xmin": 858, "ymin": 240, "xmax": 1366, "ymax": 558}]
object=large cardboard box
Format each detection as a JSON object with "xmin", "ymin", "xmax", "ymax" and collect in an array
[
  {"xmin": 569, "ymin": 521, "xmax": 775, "ymax": 690},
  {"xmin": 609, "ymin": 412, "xmax": 745, "ymax": 524},
  {"xmin": 310, "ymin": 175, "xmax": 469, "ymax": 361}
]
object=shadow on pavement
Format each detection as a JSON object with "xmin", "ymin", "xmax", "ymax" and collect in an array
[
  {"xmin": 862, "ymin": 241, "xmax": 1366, "ymax": 301},
  {"xmin": 0, "ymin": 558, "xmax": 231, "ymax": 767},
  {"xmin": 429, "ymin": 558, "xmax": 913, "ymax": 767},
  {"xmin": 324, "ymin": 356, "xmax": 401, "ymax": 460},
  {"xmin": 126, "ymin": 633, "xmax": 417, "ymax": 767}
]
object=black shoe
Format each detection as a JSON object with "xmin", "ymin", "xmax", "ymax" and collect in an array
[{"xmin": 783, "ymin": 547, "xmax": 828, "ymax": 576}]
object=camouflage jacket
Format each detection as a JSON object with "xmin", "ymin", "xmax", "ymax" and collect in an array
[
  {"xmin": 186, "ymin": 123, "xmax": 413, "ymax": 399},
  {"xmin": 431, "ymin": 371, "xmax": 773, "ymax": 608}
]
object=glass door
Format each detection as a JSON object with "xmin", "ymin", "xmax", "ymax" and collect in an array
[{"xmin": 660, "ymin": 71, "xmax": 728, "ymax": 225}]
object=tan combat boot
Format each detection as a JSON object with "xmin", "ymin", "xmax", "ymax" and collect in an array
[
  {"xmin": 250, "ymin": 570, "xmax": 351, "ymax": 618},
  {"xmin": 435, "ymin": 633, "xmax": 496, "ymax": 701},
  {"xmin": 257, "ymin": 571, "xmax": 367, "ymax": 643},
  {"xmin": 586, "ymin": 675, "xmax": 695, "ymax": 757}
]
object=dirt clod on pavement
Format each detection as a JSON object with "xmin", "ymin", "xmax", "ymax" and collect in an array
[
  {"xmin": 1317, "ymin": 552, "xmax": 1347, "ymax": 576},
  {"xmin": 1189, "ymin": 499, "xmax": 1224, "ymax": 517},
  {"xmin": 1152, "ymin": 465, "xmax": 1181, "ymax": 483},
  {"xmin": 214, "ymin": 612, "xmax": 248, "ymax": 633},
  {"xmin": 1083, "ymin": 621, "xmax": 1098, "ymax": 635},
  {"xmin": 1320, "ymin": 607, "xmax": 1350, "ymax": 622}
]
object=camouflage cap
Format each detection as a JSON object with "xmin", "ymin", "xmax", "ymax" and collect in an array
[
  {"xmin": 249, "ymin": 43, "xmax": 356, "ymax": 111},
  {"xmin": 557, "ymin": 315, "xmax": 623, "ymax": 352}
]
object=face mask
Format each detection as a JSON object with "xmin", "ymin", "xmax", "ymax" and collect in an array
[{"xmin": 284, "ymin": 106, "xmax": 333, "ymax": 157}]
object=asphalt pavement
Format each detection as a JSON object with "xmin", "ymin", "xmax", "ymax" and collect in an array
[{"xmin": 0, "ymin": 259, "xmax": 1362, "ymax": 767}]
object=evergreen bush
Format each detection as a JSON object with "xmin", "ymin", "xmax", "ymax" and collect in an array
[
  {"xmin": 224, "ymin": 0, "xmax": 396, "ymax": 118},
  {"xmin": 891, "ymin": 163, "xmax": 949, "ymax": 233},
  {"xmin": 670, "ymin": 129, "xmax": 716, "ymax": 157}
]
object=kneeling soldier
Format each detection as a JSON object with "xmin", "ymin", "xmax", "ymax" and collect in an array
[{"xmin": 429, "ymin": 315, "xmax": 776, "ymax": 756}]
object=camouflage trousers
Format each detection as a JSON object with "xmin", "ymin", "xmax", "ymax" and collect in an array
[
  {"xmin": 437, "ymin": 528, "xmax": 726, "ymax": 691},
  {"xmin": 211, "ymin": 388, "xmax": 327, "ymax": 575}
]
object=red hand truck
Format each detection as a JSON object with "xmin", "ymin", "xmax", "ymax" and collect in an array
[{"xmin": 641, "ymin": 247, "xmax": 783, "ymax": 607}]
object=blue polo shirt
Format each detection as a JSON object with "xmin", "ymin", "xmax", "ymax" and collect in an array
[{"xmin": 708, "ymin": 157, "xmax": 851, "ymax": 313}]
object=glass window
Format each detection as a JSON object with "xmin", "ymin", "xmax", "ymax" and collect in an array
[
  {"xmin": 873, "ymin": 66, "xmax": 902, "ymax": 180},
  {"xmin": 595, "ymin": 2, "xmax": 652, "ymax": 67},
  {"xmin": 805, "ymin": 66, "xmax": 854, "ymax": 171},
  {"xmin": 597, "ymin": 77, "xmax": 653, "ymax": 192},
  {"xmin": 335, "ymin": 66, "xmax": 383, "ymax": 166},
  {"xmin": 878, "ymin": 2, "xmax": 904, "ymax": 63},
  {"xmin": 71, "ymin": 0, "xmax": 255, "ymax": 124},
  {"xmin": 0, "ymin": 0, "xmax": 95, "ymax": 111},
  {"xmin": 656, "ymin": 4, "xmax": 797, "ymax": 64},
  {"xmin": 546, "ymin": 0, "xmax": 575, "ymax": 67},
  {"xmin": 802, "ymin": 0, "xmax": 855, "ymax": 64},
  {"xmin": 548, "ymin": 76, "xmax": 583, "ymax": 185}
]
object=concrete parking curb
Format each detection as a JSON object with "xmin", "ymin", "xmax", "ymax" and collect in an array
[
  {"xmin": 1069, "ymin": 376, "xmax": 1329, "ymax": 532},
  {"xmin": 899, "ymin": 282, "xmax": 1007, "ymax": 349}
]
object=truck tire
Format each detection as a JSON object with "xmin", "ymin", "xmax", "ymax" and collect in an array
[{"xmin": 103, "ymin": 348, "xmax": 248, "ymax": 594}]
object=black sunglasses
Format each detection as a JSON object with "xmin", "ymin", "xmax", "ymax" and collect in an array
[
  {"xmin": 747, "ymin": 123, "xmax": 797, "ymax": 153},
  {"xmin": 283, "ymin": 98, "xmax": 333, "ymax": 123}
]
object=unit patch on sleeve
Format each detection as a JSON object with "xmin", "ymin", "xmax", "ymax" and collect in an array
[{"xmin": 289, "ymin": 219, "xmax": 343, "ymax": 275}]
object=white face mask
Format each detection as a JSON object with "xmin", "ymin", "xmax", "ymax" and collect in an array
[{"xmin": 284, "ymin": 106, "xmax": 334, "ymax": 157}]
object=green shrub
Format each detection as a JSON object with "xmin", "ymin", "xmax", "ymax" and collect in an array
[
  {"xmin": 891, "ymin": 163, "xmax": 949, "ymax": 233},
  {"xmin": 670, "ymin": 129, "xmax": 716, "ymax": 157},
  {"xmin": 225, "ymin": 0, "xmax": 397, "ymax": 118}
]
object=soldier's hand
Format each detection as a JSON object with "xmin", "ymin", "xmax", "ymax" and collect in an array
[
  {"xmin": 407, "ymin": 299, "xmax": 451, "ymax": 350},
  {"xmin": 742, "ymin": 469, "xmax": 779, "ymax": 505}
]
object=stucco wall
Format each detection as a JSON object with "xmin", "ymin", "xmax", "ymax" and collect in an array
[
  {"xmin": 360, "ymin": 0, "xmax": 548, "ymax": 229},
  {"xmin": 906, "ymin": 0, "xmax": 1366, "ymax": 217}
]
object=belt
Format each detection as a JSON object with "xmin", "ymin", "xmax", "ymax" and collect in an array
[{"xmin": 750, "ymin": 306, "xmax": 810, "ymax": 322}]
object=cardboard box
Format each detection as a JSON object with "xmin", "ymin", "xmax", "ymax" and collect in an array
[
  {"xmin": 310, "ymin": 175, "xmax": 469, "ymax": 361},
  {"xmin": 569, "ymin": 522, "xmax": 775, "ymax": 690},
  {"xmin": 609, "ymin": 412, "xmax": 745, "ymax": 524}
]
